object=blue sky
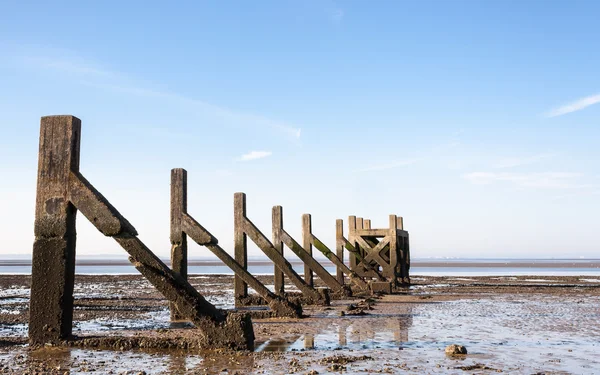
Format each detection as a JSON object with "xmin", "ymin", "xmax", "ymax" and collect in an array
[{"xmin": 1, "ymin": 1, "xmax": 599, "ymax": 259}]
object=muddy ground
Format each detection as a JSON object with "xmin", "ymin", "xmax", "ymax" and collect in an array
[{"xmin": 1, "ymin": 274, "xmax": 599, "ymax": 374}]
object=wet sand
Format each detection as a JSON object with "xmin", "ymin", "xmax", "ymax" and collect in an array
[{"xmin": 1, "ymin": 274, "xmax": 599, "ymax": 374}]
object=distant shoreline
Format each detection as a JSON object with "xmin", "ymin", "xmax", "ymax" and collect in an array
[{"xmin": 1, "ymin": 259, "xmax": 599, "ymax": 268}]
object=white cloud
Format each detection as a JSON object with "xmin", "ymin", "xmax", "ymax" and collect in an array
[
  {"xmin": 238, "ymin": 151, "xmax": 272, "ymax": 162},
  {"xmin": 18, "ymin": 49, "xmax": 302, "ymax": 140},
  {"xmin": 494, "ymin": 153, "xmax": 553, "ymax": 169},
  {"xmin": 463, "ymin": 172, "xmax": 593, "ymax": 189},
  {"xmin": 545, "ymin": 93, "xmax": 600, "ymax": 118}
]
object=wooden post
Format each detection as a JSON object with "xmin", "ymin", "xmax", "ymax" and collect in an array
[
  {"xmin": 389, "ymin": 214, "xmax": 399, "ymax": 286},
  {"xmin": 170, "ymin": 169, "xmax": 188, "ymax": 320},
  {"xmin": 30, "ymin": 115, "xmax": 81, "ymax": 345},
  {"xmin": 302, "ymin": 214, "xmax": 314, "ymax": 286},
  {"xmin": 356, "ymin": 218, "xmax": 364, "ymax": 261},
  {"xmin": 335, "ymin": 219, "xmax": 345, "ymax": 285},
  {"xmin": 364, "ymin": 219, "xmax": 371, "ymax": 229},
  {"xmin": 272, "ymin": 206, "xmax": 285, "ymax": 296},
  {"xmin": 397, "ymin": 216, "xmax": 404, "ymax": 230},
  {"xmin": 234, "ymin": 193, "xmax": 248, "ymax": 300},
  {"xmin": 348, "ymin": 216, "xmax": 357, "ymax": 269}
]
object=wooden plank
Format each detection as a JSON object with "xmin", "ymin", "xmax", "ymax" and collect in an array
[
  {"xmin": 389, "ymin": 215, "xmax": 399, "ymax": 282},
  {"xmin": 312, "ymin": 235, "xmax": 367, "ymax": 289},
  {"xmin": 30, "ymin": 116, "xmax": 80, "ymax": 345},
  {"xmin": 302, "ymin": 214, "xmax": 314, "ymax": 286},
  {"xmin": 242, "ymin": 215, "xmax": 325, "ymax": 304},
  {"xmin": 348, "ymin": 216, "xmax": 357, "ymax": 269},
  {"xmin": 181, "ymin": 211, "xmax": 300, "ymax": 318},
  {"xmin": 170, "ymin": 168, "xmax": 187, "ymax": 320},
  {"xmin": 68, "ymin": 172, "xmax": 136, "ymax": 236},
  {"xmin": 281, "ymin": 231, "xmax": 346, "ymax": 294},
  {"xmin": 344, "ymin": 239, "xmax": 386, "ymax": 281},
  {"xmin": 354, "ymin": 229, "xmax": 389, "ymax": 237},
  {"xmin": 335, "ymin": 219, "xmax": 345, "ymax": 285},
  {"xmin": 396, "ymin": 216, "xmax": 404, "ymax": 230},
  {"xmin": 234, "ymin": 193, "xmax": 248, "ymax": 300},
  {"xmin": 272, "ymin": 206, "xmax": 285, "ymax": 296}
]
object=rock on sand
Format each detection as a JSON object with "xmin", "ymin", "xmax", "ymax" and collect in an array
[{"xmin": 445, "ymin": 344, "xmax": 468, "ymax": 355}]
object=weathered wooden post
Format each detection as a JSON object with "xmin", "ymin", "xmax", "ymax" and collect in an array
[
  {"xmin": 348, "ymin": 216, "xmax": 357, "ymax": 269},
  {"xmin": 304, "ymin": 216, "xmax": 367, "ymax": 291},
  {"xmin": 272, "ymin": 209, "xmax": 347, "ymax": 296},
  {"xmin": 335, "ymin": 219, "xmax": 345, "ymax": 285},
  {"xmin": 170, "ymin": 168, "xmax": 188, "ymax": 320},
  {"xmin": 272, "ymin": 206, "xmax": 285, "ymax": 296},
  {"xmin": 30, "ymin": 115, "xmax": 80, "ymax": 345},
  {"xmin": 169, "ymin": 169, "xmax": 301, "ymax": 318},
  {"xmin": 363, "ymin": 219, "xmax": 371, "ymax": 229},
  {"xmin": 389, "ymin": 215, "xmax": 399, "ymax": 287},
  {"xmin": 302, "ymin": 214, "xmax": 314, "ymax": 286},
  {"xmin": 234, "ymin": 193, "xmax": 248, "ymax": 301},
  {"xmin": 30, "ymin": 116, "xmax": 255, "ymax": 350},
  {"xmin": 235, "ymin": 194, "xmax": 328, "ymax": 305}
]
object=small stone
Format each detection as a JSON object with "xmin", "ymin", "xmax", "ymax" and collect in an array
[{"xmin": 445, "ymin": 344, "xmax": 467, "ymax": 356}]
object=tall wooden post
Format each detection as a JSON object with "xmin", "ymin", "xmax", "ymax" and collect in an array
[
  {"xmin": 335, "ymin": 219, "xmax": 345, "ymax": 285},
  {"xmin": 302, "ymin": 214, "xmax": 314, "ymax": 286},
  {"xmin": 30, "ymin": 115, "xmax": 81, "ymax": 345},
  {"xmin": 272, "ymin": 206, "xmax": 285, "ymax": 295},
  {"xmin": 389, "ymin": 215, "xmax": 399, "ymax": 286},
  {"xmin": 356, "ymin": 218, "xmax": 364, "ymax": 261},
  {"xmin": 234, "ymin": 193, "xmax": 248, "ymax": 300},
  {"xmin": 348, "ymin": 216, "xmax": 357, "ymax": 269},
  {"xmin": 170, "ymin": 168, "xmax": 188, "ymax": 320},
  {"xmin": 363, "ymin": 219, "xmax": 371, "ymax": 229}
]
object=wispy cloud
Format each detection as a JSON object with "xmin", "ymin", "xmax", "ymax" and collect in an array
[
  {"xmin": 237, "ymin": 151, "xmax": 272, "ymax": 162},
  {"xmin": 356, "ymin": 159, "xmax": 420, "ymax": 172},
  {"xmin": 356, "ymin": 134, "xmax": 462, "ymax": 173},
  {"xmin": 463, "ymin": 172, "xmax": 593, "ymax": 189},
  {"xmin": 17, "ymin": 49, "xmax": 302, "ymax": 140},
  {"xmin": 545, "ymin": 93, "xmax": 600, "ymax": 118},
  {"xmin": 493, "ymin": 153, "xmax": 553, "ymax": 169}
]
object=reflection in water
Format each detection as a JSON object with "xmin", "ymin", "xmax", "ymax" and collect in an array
[
  {"xmin": 304, "ymin": 334, "xmax": 314, "ymax": 349},
  {"xmin": 256, "ymin": 307, "xmax": 414, "ymax": 352}
]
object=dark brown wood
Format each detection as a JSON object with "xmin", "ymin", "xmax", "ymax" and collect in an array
[
  {"xmin": 234, "ymin": 193, "xmax": 248, "ymax": 300},
  {"xmin": 272, "ymin": 206, "xmax": 285, "ymax": 296},
  {"xmin": 239, "ymin": 198, "xmax": 326, "ymax": 304},
  {"xmin": 335, "ymin": 219, "xmax": 345, "ymax": 285},
  {"xmin": 281, "ymin": 231, "xmax": 346, "ymax": 294},
  {"xmin": 312, "ymin": 234, "xmax": 367, "ymax": 289},
  {"xmin": 348, "ymin": 216, "xmax": 357, "ymax": 270},
  {"xmin": 30, "ymin": 115, "xmax": 81, "ymax": 345},
  {"xmin": 31, "ymin": 117, "xmax": 255, "ymax": 350},
  {"xmin": 302, "ymin": 214, "xmax": 314, "ymax": 286},
  {"xmin": 170, "ymin": 168, "xmax": 188, "ymax": 320}
]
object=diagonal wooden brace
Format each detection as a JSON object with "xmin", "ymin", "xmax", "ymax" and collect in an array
[
  {"xmin": 180, "ymin": 211, "xmax": 302, "ymax": 318},
  {"xmin": 68, "ymin": 168, "xmax": 254, "ymax": 349},
  {"xmin": 244, "ymin": 218, "xmax": 327, "ymax": 305},
  {"xmin": 344, "ymin": 239, "xmax": 386, "ymax": 281},
  {"xmin": 311, "ymin": 234, "xmax": 367, "ymax": 290}
]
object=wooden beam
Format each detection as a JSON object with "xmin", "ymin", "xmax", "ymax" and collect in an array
[{"xmin": 302, "ymin": 214, "xmax": 314, "ymax": 286}]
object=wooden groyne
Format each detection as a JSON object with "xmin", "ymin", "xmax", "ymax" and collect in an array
[{"xmin": 29, "ymin": 115, "xmax": 410, "ymax": 350}]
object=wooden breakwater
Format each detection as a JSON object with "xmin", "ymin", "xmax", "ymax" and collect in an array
[{"xmin": 29, "ymin": 115, "xmax": 410, "ymax": 350}]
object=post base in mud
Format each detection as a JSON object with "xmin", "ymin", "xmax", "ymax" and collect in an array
[
  {"xmin": 370, "ymin": 281, "xmax": 392, "ymax": 295},
  {"xmin": 237, "ymin": 289, "xmax": 330, "ymax": 308},
  {"xmin": 194, "ymin": 312, "xmax": 255, "ymax": 350}
]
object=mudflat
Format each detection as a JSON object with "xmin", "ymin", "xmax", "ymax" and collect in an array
[{"xmin": 1, "ymin": 274, "xmax": 599, "ymax": 374}]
